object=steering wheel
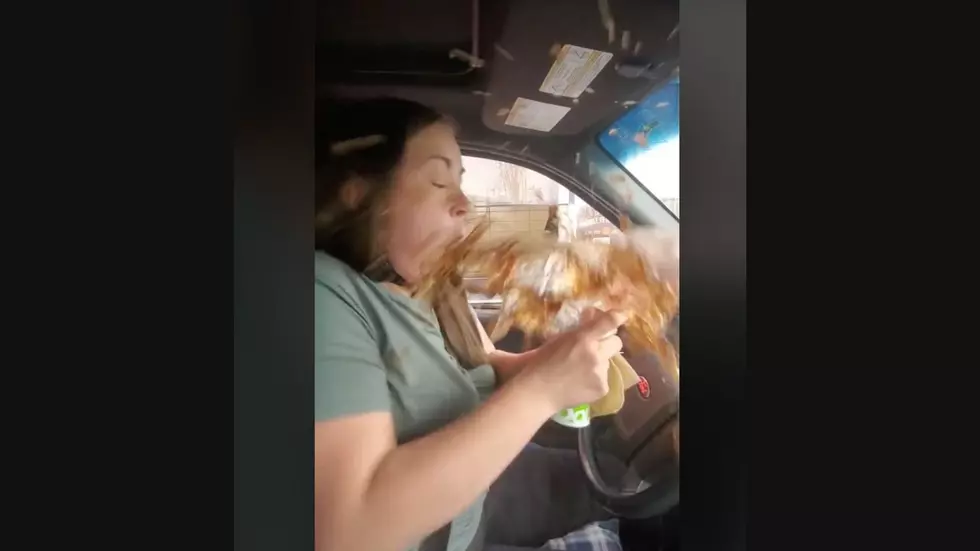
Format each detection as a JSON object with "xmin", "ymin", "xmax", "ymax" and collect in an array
[{"xmin": 577, "ymin": 404, "xmax": 679, "ymax": 518}]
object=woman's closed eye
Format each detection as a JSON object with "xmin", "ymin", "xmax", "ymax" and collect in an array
[{"xmin": 431, "ymin": 182, "xmax": 449, "ymax": 189}]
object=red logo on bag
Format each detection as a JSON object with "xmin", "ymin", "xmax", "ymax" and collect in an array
[{"xmin": 637, "ymin": 376, "xmax": 651, "ymax": 399}]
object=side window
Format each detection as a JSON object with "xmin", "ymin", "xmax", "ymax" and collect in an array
[{"xmin": 461, "ymin": 156, "xmax": 621, "ymax": 245}]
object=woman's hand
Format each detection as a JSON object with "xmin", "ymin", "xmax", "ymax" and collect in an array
[
  {"xmin": 489, "ymin": 348, "xmax": 539, "ymax": 385},
  {"xmin": 516, "ymin": 309, "xmax": 628, "ymax": 412}
]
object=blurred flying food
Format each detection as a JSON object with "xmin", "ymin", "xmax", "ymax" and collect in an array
[{"xmin": 416, "ymin": 217, "xmax": 679, "ymax": 379}]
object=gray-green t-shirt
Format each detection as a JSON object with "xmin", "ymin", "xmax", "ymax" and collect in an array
[{"xmin": 315, "ymin": 252, "xmax": 496, "ymax": 551}]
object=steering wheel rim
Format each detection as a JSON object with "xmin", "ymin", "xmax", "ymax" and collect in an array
[{"xmin": 578, "ymin": 410, "xmax": 679, "ymax": 518}]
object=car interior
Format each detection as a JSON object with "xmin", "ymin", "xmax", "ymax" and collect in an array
[{"xmin": 318, "ymin": 1, "xmax": 680, "ymax": 549}]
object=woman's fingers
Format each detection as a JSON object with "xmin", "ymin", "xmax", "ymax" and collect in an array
[
  {"xmin": 597, "ymin": 335, "xmax": 624, "ymax": 359},
  {"xmin": 579, "ymin": 309, "xmax": 628, "ymax": 340}
]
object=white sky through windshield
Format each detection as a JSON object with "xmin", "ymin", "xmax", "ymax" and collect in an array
[{"xmin": 625, "ymin": 136, "xmax": 679, "ymax": 216}]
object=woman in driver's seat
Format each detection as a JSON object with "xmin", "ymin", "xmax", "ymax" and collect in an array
[{"xmin": 315, "ymin": 97, "xmax": 622, "ymax": 551}]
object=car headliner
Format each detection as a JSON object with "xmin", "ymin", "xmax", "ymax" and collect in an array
[{"xmin": 317, "ymin": 0, "xmax": 679, "ymax": 226}]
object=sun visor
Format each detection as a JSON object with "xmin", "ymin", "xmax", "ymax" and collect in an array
[{"xmin": 479, "ymin": 0, "xmax": 678, "ymax": 136}]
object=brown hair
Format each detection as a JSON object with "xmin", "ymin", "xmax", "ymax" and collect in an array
[{"xmin": 316, "ymin": 97, "xmax": 488, "ymax": 368}]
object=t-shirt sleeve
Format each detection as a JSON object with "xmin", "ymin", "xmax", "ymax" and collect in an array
[
  {"xmin": 315, "ymin": 282, "xmax": 391, "ymax": 421},
  {"xmin": 466, "ymin": 364, "xmax": 497, "ymax": 402}
]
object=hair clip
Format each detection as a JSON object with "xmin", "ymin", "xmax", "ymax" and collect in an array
[{"xmin": 329, "ymin": 134, "xmax": 387, "ymax": 156}]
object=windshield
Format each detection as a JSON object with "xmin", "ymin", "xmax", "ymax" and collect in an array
[{"xmin": 598, "ymin": 77, "xmax": 679, "ymax": 218}]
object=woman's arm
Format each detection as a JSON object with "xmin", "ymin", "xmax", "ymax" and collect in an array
[
  {"xmin": 471, "ymin": 305, "xmax": 538, "ymax": 385},
  {"xmin": 488, "ymin": 348, "xmax": 538, "ymax": 386},
  {"xmin": 316, "ymin": 309, "xmax": 625, "ymax": 551},
  {"xmin": 315, "ymin": 374, "xmax": 554, "ymax": 551}
]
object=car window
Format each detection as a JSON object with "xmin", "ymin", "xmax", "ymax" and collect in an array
[
  {"xmin": 461, "ymin": 156, "xmax": 621, "ymax": 245},
  {"xmin": 598, "ymin": 77, "xmax": 679, "ymax": 217}
]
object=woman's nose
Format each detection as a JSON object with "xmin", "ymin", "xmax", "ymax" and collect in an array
[{"xmin": 451, "ymin": 192, "xmax": 471, "ymax": 218}]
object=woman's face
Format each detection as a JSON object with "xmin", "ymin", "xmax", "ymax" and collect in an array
[{"xmin": 384, "ymin": 122, "xmax": 470, "ymax": 284}]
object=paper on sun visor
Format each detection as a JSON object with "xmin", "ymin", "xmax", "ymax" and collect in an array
[
  {"xmin": 504, "ymin": 98, "xmax": 571, "ymax": 132},
  {"xmin": 539, "ymin": 45, "xmax": 614, "ymax": 99}
]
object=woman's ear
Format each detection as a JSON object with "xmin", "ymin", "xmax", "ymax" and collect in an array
[{"xmin": 339, "ymin": 179, "xmax": 369, "ymax": 210}]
